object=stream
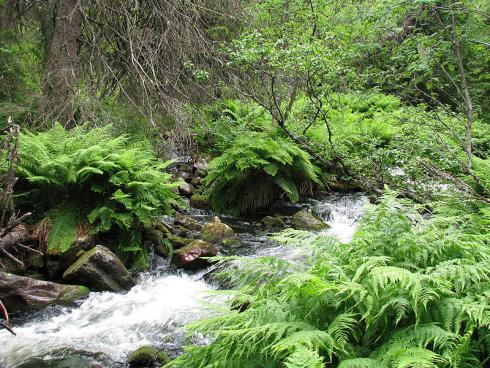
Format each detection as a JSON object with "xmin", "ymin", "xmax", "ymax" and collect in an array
[{"xmin": 0, "ymin": 193, "xmax": 368, "ymax": 368}]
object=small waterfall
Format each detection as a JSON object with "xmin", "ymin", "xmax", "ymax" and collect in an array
[{"xmin": 309, "ymin": 193, "xmax": 369, "ymax": 243}]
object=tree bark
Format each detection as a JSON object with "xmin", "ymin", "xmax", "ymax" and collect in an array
[{"xmin": 42, "ymin": 0, "xmax": 83, "ymax": 128}]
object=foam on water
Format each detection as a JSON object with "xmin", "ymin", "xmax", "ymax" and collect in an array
[
  {"xmin": 313, "ymin": 193, "xmax": 369, "ymax": 243},
  {"xmin": 0, "ymin": 274, "xmax": 215, "ymax": 367}
]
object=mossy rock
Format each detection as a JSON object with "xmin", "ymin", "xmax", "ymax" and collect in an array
[
  {"xmin": 202, "ymin": 216, "xmax": 234, "ymax": 242},
  {"xmin": 174, "ymin": 214, "xmax": 203, "ymax": 231},
  {"xmin": 261, "ymin": 216, "xmax": 285, "ymax": 229},
  {"xmin": 127, "ymin": 346, "xmax": 158, "ymax": 367},
  {"xmin": 291, "ymin": 210, "xmax": 330, "ymax": 231},
  {"xmin": 156, "ymin": 351, "xmax": 170, "ymax": 365},
  {"xmin": 189, "ymin": 194, "xmax": 211, "ymax": 210},
  {"xmin": 171, "ymin": 240, "xmax": 217, "ymax": 270},
  {"xmin": 168, "ymin": 235, "xmax": 191, "ymax": 249},
  {"xmin": 62, "ymin": 245, "xmax": 134, "ymax": 291}
]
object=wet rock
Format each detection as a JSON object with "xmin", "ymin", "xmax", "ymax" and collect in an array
[
  {"xmin": 261, "ymin": 216, "xmax": 285, "ymax": 229},
  {"xmin": 292, "ymin": 210, "xmax": 330, "ymax": 231},
  {"xmin": 62, "ymin": 245, "xmax": 135, "ymax": 292},
  {"xmin": 189, "ymin": 194, "xmax": 211, "ymax": 210},
  {"xmin": 174, "ymin": 214, "xmax": 203, "ymax": 231},
  {"xmin": 202, "ymin": 216, "xmax": 234, "ymax": 242},
  {"xmin": 190, "ymin": 176, "xmax": 203, "ymax": 187},
  {"xmin": 127, "ymin": 346, "xmax": 158, "ymax": 367},
  {"xmin": 174, "ymin": 171, "xmax": 191, "ymax": 181},
  {"xmin": 168, "ymin": 235, "xmax": 191, "ymax": 249},
  {"xmin": 0, "ymin": 272, "xmax": 89, "ymax": 313},
  {"xmin": 144, "ymin": 227, "xmax": 165, "ymax": 244},
  {"xmin": 154, "ymin": 222, "xmax": 174, "ymax": 236},
  {"xmin": 171, "ymin": 240, "xmax": 217, "ymax": 270},
  {"xmin": 178, "ymin": 181, "xmax": 195, "ymax": 197},
  {"xmin": 193, "ymin": 158, "xmax": 209, "ymax": 173}
]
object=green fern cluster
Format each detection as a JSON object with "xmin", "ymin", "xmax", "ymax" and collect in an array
[
  {"xmin": 203, "ymin": 132, "xmax": 321, "ymax": 214},
  {"xmin": 16, "ymin": 123, "xmax": 182, "ymax": 268},
  {"xmin": 170, "ymin": 192, "xmax": 490, "ymax": 367}
]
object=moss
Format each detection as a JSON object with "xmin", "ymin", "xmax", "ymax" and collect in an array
[
  {"xmin": 156, "ymin": 351, "xmax": 170, "ymax": 364},
  {"xmin": 221, "ymin": 238, "xmax": 240, "ymax": 246},
  {"xmin": 291, "ymin": 210, "xmax": 330, "ymax": 231},
  {"xmin": 127, "ymin": 346, "xmax": 158, "ymax": 367},
  {"xmin": 189, "ymin": 193, "xmax": 211, "ymax": 209},
  {"xmin": 57, "ymin": 285, "xmax": 90, "ymax": 304}
]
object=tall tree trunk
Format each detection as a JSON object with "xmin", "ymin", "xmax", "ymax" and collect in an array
[{"xmin": 42, "ymin": 0, "xmax": 83, "ymax": 128}]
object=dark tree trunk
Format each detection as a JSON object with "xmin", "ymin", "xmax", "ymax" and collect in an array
[{"xmin": 42, "ymin": 0, "xmax": 83, "ymax": 128}]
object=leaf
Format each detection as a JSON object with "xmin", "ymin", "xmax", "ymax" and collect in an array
[{"xmin": 47, "ymin": 204, "xmax": 78, "ymax": 253}]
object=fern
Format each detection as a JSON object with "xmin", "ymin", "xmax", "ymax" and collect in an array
[
  {"xmin": 172, "ymin": 192, "xmax": 490, "ymax": 367},
  {"xmin": 16, "ymin": 123, "xmax": 183, "ymax": 267},
  {"xmin": 46, "ymin": 203, "xmax": 78, "ymax": 253},
  {"xmin": 284, "ymin": 346, "xmax": 324, "ymax": 368},
  {"xmin": 203, "ymin": 132, "xmax": 321, "ymax": 214}
]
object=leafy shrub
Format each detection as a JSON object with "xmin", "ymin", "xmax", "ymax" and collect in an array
[
  {"xmin": 170, "ymin": 192, "xmax": 490, "ymax": 367},
  {"xmin": 193, "ymin": 99, "xmax": 271, "ymax": 154},
  {"xmin": 203, "ymin": 132, "xmax": 321, "ymax": 214},
  {"xmin": 16, "ymin": 124, "xmax": 182, "ymax": 268}
]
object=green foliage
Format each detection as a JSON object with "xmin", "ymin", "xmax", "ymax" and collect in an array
[
  {"xmin": 171, "ymin": 192, "xmax": 490, "ymax": 367},
  {"xmin": 193, "ymin": 99, "xmax": 272, "ymax": 154},
  {"xmin": 203, "ymin": 132, "xmax": 321, "ymax": 214},
  {"xmin": 46, "ymin": 204, "xmax": 79, "ymax": 253},
  {"xmin": 15, "ymin": 124, "xmax": 182, "ymax": 267}
]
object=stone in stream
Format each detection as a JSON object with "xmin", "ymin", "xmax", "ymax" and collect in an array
[
  {"xmin": 127, "ymin": 345, "xmax": 169, "ymax": 367},
  {"xmin": 261, "ymin": 215, "xmax": 285, "ymax": 229},
  {"xmin": 171, "ymin": 240, "xmax": 217, "ymax": 270},
  {"xmin": 178, "ymin": 181, "xmax": 195, "ymax": 197},
  {"xmin": 202, "ymin": 216, "xmax": 234, "ymax": 242},
  {"xmin": 189, "ymin": 193, "xmax": 211, "ymax": 210},
  {"xmin": 174, "ymin": 213, "xmax": 203, "ymax": 231},
  {"xmin": 62, "ymin": 245, "xmax": 135, "ymax": 292},
  {"xmin": 190, "ymin": 176, "xmax": 203, "ymax": 187},
  {"xmin": 0, "ymin": 272, "xmax": 89, "ymax": 313},
  {"xmin": 292, "ymin": 210, "xmax": 330, "ymax": 231}
]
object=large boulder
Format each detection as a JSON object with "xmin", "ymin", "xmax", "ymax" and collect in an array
[
  {"xmin": 292, "ymin": 210, "xmax": 330, "ymax": 231},
  {"xmin": 171, "ymin": 240, "xmax": 217, "ymax": 270},
  {"xmin": 0, "ymin": 272, "xmax": 89, "ymax": 313},
  {"xmin": 62, "ymin": 245, "xmax": 135, "ymax": 292},
  {"xmin": 202, "ymin": 216, "xmax": 234, "ymax": 242}
]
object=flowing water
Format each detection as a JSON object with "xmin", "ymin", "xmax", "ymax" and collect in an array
[{"xmin": 0, "ymin": 193, "xmax": 368, "ymax": 368}]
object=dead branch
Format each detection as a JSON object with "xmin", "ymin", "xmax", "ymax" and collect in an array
[
  {"xmin": 0, "ymin": 299, "xmax": 15, "ymax": 335},
  {"xmin": 0, "ymin": 117, "xmax": 40, "ymax": 271}
]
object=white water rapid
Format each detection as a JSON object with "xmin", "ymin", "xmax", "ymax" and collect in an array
[{"xmin": 0, "ymin": 193, "xmax": 367, "ymax": 368}]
